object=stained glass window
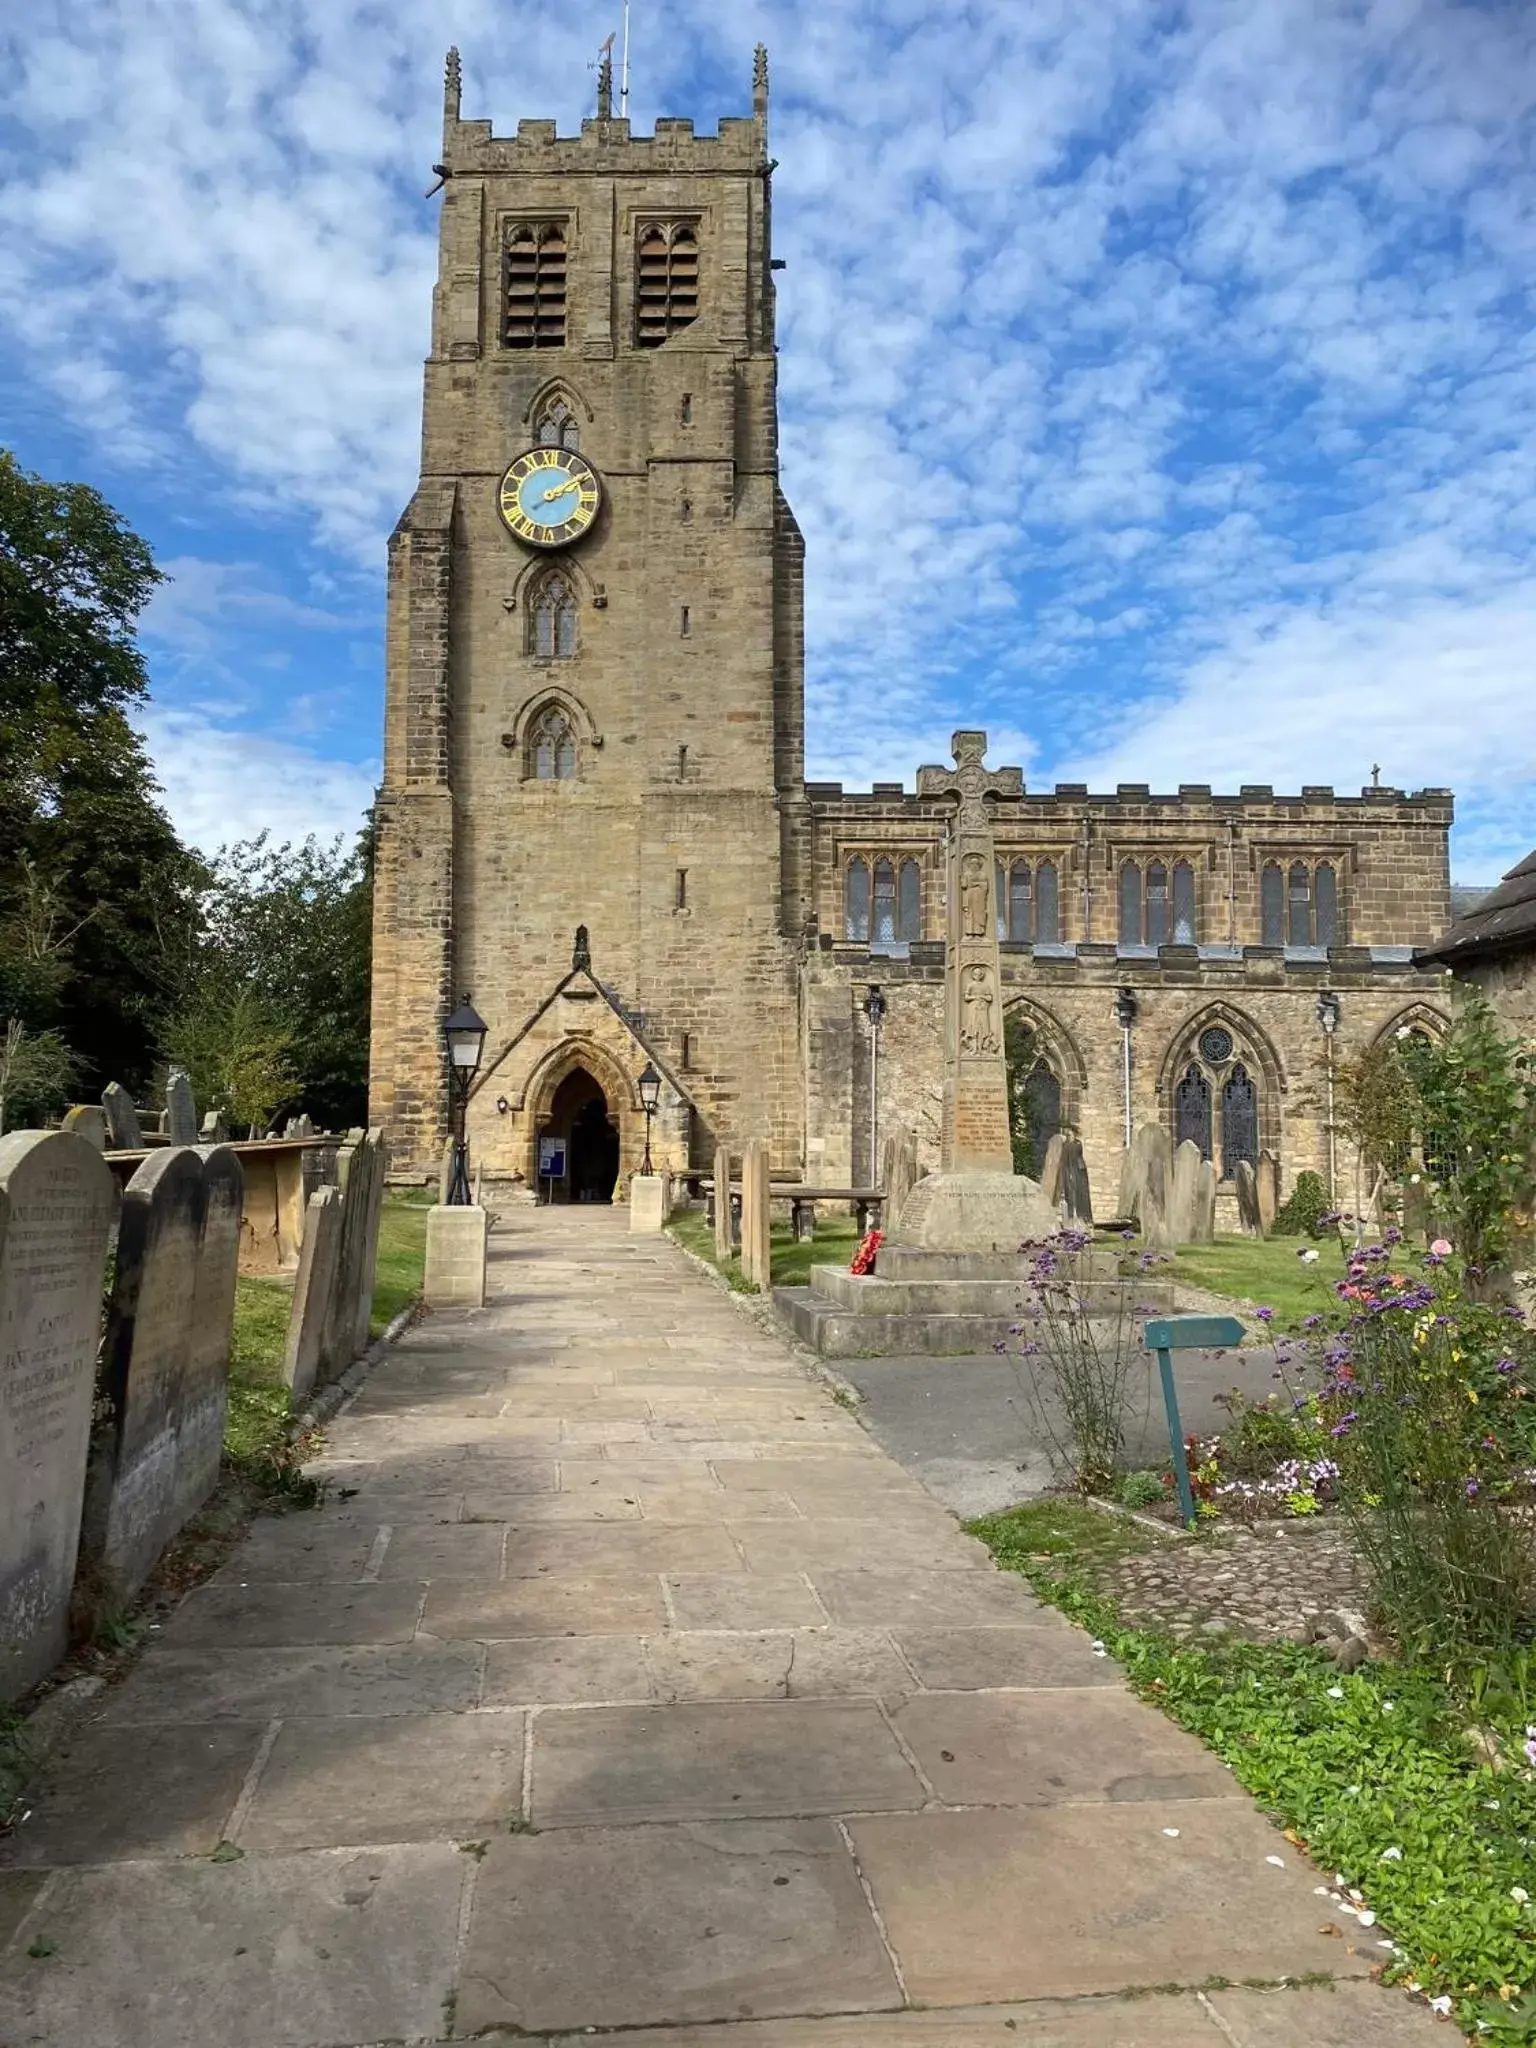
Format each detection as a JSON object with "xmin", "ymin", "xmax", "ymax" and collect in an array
[
  {"xmin": 898, "ymin": 859, "xmax": 921, "ymax": 942},
  {"xmin": 1146, "ymin": 862, "xmax": 1169, "ymax": 948},
  {"xmin": 1288, "ymin": 862, "xmax": 1312, "ymax": 946},
  {"xmin": 1315, "ymin": 862, "xmax": 1338, "ymax": 948},
  {"xmin": 844, "ymin": 859, "xmax": 870, "ymax": 942},
  {"xmin": 1174, "ymin": 1062, "xmax": 1212, "ymax": 1159},
  {"xmin": 873, "ymin": 859, "xmax": 897, "ymax": 944},
  {"xmin": 1009, "ymin": 862, "xmax": 1031, "ymax": 942},
  {"xmin": 1221, "ymin": 1063, "xmax": 1258, "ymax": 1180},
  {"xmin": 1172, "ymin": 861, "xmax": 1196, "ymax": 944},
  {"xmin": 1118, "ymin": 863, "xmax": 1142, "ymax": 946},
  {"xmin": 1035, "ymin": 861, "xmax": 1060, "ymax": 943}
]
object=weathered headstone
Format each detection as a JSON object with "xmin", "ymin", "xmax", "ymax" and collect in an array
[
  {"xmin": 1141, "ymin": 1141, "xmax": 1176, "ymax": 1252},
  {"xmin": 348, "ymin": 1128, "xmax": 390, "ymax": 1358},
  {"xmin": 740, "ymin": 1142, "xmax": 771, "ymax": 1289},
  {"xmin": 1234, "ymin": 1158, "xmax": 1262, "ymax": 1235},
  {"xmin": 713, "ymin": 1145, "xmax": 733, "ymax": 1261},
  {"xmin": 84, "ymin": 1148, "xmax": 214, "ymax": 1605},
  {"xmin": 885, "ymin": 1126, "xmax": 919, "ymax": 1231},
  {"xmin": 1169, "ymin": 1139, "xmax": 1204, "ymax": 1246},
  {"xmin": 319, "ymin": 1129, "xmax": 387, "ymax": 1376},
  {"xmin": 0, "ymin": 1131, "xmax": 118, "ymax": 1702},
  {"xmin": 62, "ymin": 1104, "xmax": 108, "ymax": 1150},
  {"xmin": 1118, "ymin": 1122, "xmax": 1165, "ymax": 1223},
  {"xmin": 1058, "ymin": 1133, "xmax": 1093, "ymax": 1224},
  {"xmin": 283, "ymin": 1188, "xmax": 343, "ymax": 1407},
  {"xmin": 438, "ymin": 1139, "xmax": 456, "ymax": 1207},
  {"xmin": 1192, "ymin": 1158, "xmax": 1218, "ymax": 1243},
  {"xmin": 1257, "ymin": 1150, "xmax": 1279, "ymax": 1236},
  {"xmin": 100, "ymin": 1082, "xmax": 142, "ymax": 1151},
  {"xmin": 181, "ymin": 1145, "xmax": 244, "ymax": 1513},
  {"xmin": 199, "ymin": 1110, "xmax": 229, "ymax": 1144},
  {"xmin": 1401, "ymin": 1169, "xmax": 1428, "ymax": 1245},
  {"xmin": 1039, "ymin": 1133, "xmax": 1065, "ymax": 1208},
  {"xmin": 165, "ymin": 1067, "xmax": 198, "ymax": 1145}
]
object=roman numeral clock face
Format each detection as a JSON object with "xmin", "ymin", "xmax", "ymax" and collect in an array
[{"xmin": 497, "ymin": 446, "xmax": 602, "ymax": 549}]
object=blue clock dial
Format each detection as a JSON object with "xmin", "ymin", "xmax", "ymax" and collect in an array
[{"xmin": 498, "ymin": 446, "xmax": 602, "ymax": 549}]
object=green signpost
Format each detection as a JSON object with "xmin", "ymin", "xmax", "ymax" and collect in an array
[{"xmin": 1141, "ymin": 1314, "xmax": 1246, "ymax": 1528}]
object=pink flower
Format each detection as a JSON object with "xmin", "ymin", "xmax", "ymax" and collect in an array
[{"xmin": 1431, "ymin": 1238, "xmax": 1453, "ymax": 1257}]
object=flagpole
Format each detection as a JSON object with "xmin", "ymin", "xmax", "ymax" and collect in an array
[{"xmin": 620, "ymin": 0, "xmax": 631, "ymax": 116}]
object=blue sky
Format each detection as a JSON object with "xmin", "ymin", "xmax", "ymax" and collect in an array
[{"xmin": 3, "ymin": 0, "xmax": 1535, "ymax": 881}]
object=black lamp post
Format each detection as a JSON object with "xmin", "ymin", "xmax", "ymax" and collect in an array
[
  {"xmin": 1316, "ymin": 990, "xmax": 1341, "ymax": 1200},
  {"xmin": 442, "ymin": 995, "xmax": 488, "ymax": 1206},
  {"xmin": 1114, "ymin": 987, "xmax": 1139, "ymax": 1151},
  {"xmin": 637, "ymin": 1061, "xmax": 661, "ymax": 1175},
  {"xmin": 862, "ymin": 983, "xmax": 887, "ymax": 1187}
]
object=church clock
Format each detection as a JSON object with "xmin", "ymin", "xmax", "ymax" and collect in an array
[{"xmin": 498, "ymin": 446, "xmax": 602, "ymax": 549}]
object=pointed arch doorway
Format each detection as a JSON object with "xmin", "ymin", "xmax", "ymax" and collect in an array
[{"xmin": 546, "ymin": 1067, "xmax": 619, "ymax": 1203}]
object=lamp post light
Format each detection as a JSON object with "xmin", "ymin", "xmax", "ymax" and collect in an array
[
  {"xmin": 863, "ymin": 983, "xmax": 887, "ymax": 1188},
  {"xmin": 442, "ymin": 995, "xmax": 488, "ymax": 1206},
  {"xmin": 637, "ymin": 1061, "xmax": 661, "ymax": 1176},
  {"xmin": 1316, "ymin": 989, "xmax": 1341, "ymax": 1202},
  {"xmin": 1114, "ymin": 987, "xmax": 1139, "ymax": 1151}
]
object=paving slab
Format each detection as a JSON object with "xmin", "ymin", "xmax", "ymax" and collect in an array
[
  {"xmin": 0, "ymin": 1721, "xmax": 263, "ymax": 1866},
  {"xmin": 238, "ymin": 1710, "xmax": 525, "ymax": 1850},
  {"xmin": 540, "ymin": 1991, "xmax": 1226, "ymax": 2044},
  {"xmin": 892, "ymin": 1689, "xmax": 1240, "ymax": 1806},
  {"xmin": 373, "ymin": 1523, "xmax": 506, "ymax": 1579},
  {"xmin": 98, "ymin": 1642, "xmax": 485, "ymax": 1722},
  {"xmin": 161, "ymin": 1580, "xmax": 424, "ymax": 1648},
  {"xmin": 1205, "ymin": 1981, "xmax": 1452, "ymax": 2044},
  {"xmin": 646, "ymin": 1629, "xmax": 915, "ymax": 1703},
  {"xmin": 892, "ymin": 1626, "xmax": 1119, "ymax": 1690},
  {"xmin": 531, "ymin": 1698, "xmax": 925, "ymax": 1825},
  {"xmin": 423, "ymin": 1572, "xmax": 668, "ymax": 1638},
  {"xmin": 0, "ymin": 1843, "xmax": 466, "ymax": 2048},
  {"xmin": 212, "ymin": 1522, "xmax": 375, "ymax": 1583},
  {"xmin": 459, "ymin": 1821, "xmax": 902, "ymax": 2034},
  {"xmin": 847, "ymin": 1802, "xmax": 1371, "ymax": 2005},
  {"xmin": 812, "ymin": 1568, "xmax": 1050, "ymax": 1628},
  {"xmin": 483, "ymin": 1635, "xmax": 654, "ymax": 1705},
  {"xmin": 504, "ymin": 1523, "xmax": 744, "ymax": 1576},
  {"xmin": 665, "ymin": 1574, "xmax": 830, "ymax": 1630},
  {"xmin": 0, "ymin": 1872, "xmax": 48, "ymax": 1952},
  {"xmin": 639, "ymin": 1485, "xmax": 803, "ymax": 1521},
  {"xmin": 734, "ymin": 1520, "xmax": 989, "ymax": 1574},
  {"xmin": 463, "ymin": 1490, "xmax": 644, "ymax": 1521}
]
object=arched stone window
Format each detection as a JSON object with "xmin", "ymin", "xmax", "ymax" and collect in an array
[
  {"xmin": 845, "ymin": 858, "xmax": 870, "ymax": 942},
  {"xmin": 1315, "ymin": 862, "xmax": 1338, "ymax": 948},
  {"xmin": 637, "ymin": 222, "xmax": 699, "ymax": 345},
  {"xmin": 898, "ymin": 859, "xmax": 921, "ymax": 942},
  {"xmin": 1171, "ymin": 861, "xmax": 1196, "ymax": 945},
  {"xmin": 526, "ymin": 569, "xmax": 578, "ymax": 659},
  {"xmin": 1118, "ymin": 863, "xmax": 1142, "ymax": 946},
  {"xmin": 1221, "ymin": 1063, "xmax": 1259, "ymax": 1178},
  {"xmin": 1288, "ymin": 863, "xmax": 1312, "ymax": 946},
  {"xmin": 528, "ymin": 703, "xmax": 577, "ymax": 780},
  {"xmin": 1036, "ymin": 861, "xmax": 1060, "ymax": 943},
  {"xmin": 1008, "ymin": 862, "xmax": 1031, "ymax": 942},
  {"xmin": 1167, "ymin": 1018, "xmax": 1267, "ymax": 1183},
  {"xmin": 1261, "ymin": 864, "xmax": 1284, "ymax": 946},
  {"xmin": 1146, "ymin": 862, "xmax": 1169, "ymax": 948},
  {"xmin": 503, "ymin": 223, "xmax": 567, "ymax": 348},
  {"xmin": 1004, "ymin": 1015, "xmax": 1062, "ymax": 1178},
  {"xmin": 872, "ymin": 859, "xmax": 897, "ymax": 944},
  {"xmin": 535, "ymin": 395, "xmax": 580, "ymax": 450},
  {"xmin": 1174, "ymin": 1062, "xmax": 1212, "ymax": 1158}
]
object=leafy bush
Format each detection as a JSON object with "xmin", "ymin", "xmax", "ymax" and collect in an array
[
  {"xmin": 1275, "ymin": 1167, "xmax": 1330, "ymax": 1238},
  {"xmin": 1118, "ymin": 1469, "xmax": 1165, "ymax": 1511}
]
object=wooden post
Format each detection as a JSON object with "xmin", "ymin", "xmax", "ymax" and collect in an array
[
  {"xmin": 740, "ymin": 1143, "xmax": 771, "ymax": 1290},
  {"xmin": 713, "ymin": 1145, "xmax": 733, "ymax": 1261}
]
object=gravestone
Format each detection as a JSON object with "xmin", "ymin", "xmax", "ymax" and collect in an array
[
  {"xmin": 62, "ymin": 1104, "xmax": 108, "ymax": 1150},
  {"xmin": 713, "ymin": 1145, "xmax": 733, "ymax": 1260},
  {"xmin": 1141, "ymin": 1142, "xmax": 1176, "ymax": 1252},
  {"xmin": 1117, "ymin": 1122, "xmax": 1164, "ymax": 1223},
  {"xmin": 165, "ymin": 1067, "xmax": 198, "ymax": 1145},
  {"xmin": 1169, "ymin": 1139, "xmax": 1204, "ymax": 1246},
  {"xmin": 84, "ymin": 1148, "xmax": 211, "ymax": 1605},
  {"xmin": 100, "ymin": 1082, "xmax": 142, "ymax": 1151},
  {"xmin": 1058, "ymin": 1133, "xmax": 1093, "ymax": 1224},
  {"xmin": 1234, "ymin": 1158, "xmax": 1263, "ymax": 1235},
  {"xmin": 1401, "ymin": 1170, "xmax": 1428, "ymax": 1245},
  {"xmin": 1039, "ymin": 1133, "xmax": 1065, "ymax": 1208},
  {"xmin": 1257, "ymin": 1150, "xmax": 1279, "ymax": 1236},
  {"xmin": 349, "ymin": 1129, "xmax": 390, "ymax": 1357},
  {"xmin": 319, "ymin": 1128, "xmax": 388, "ymax": 1375},
  {"xmin": 181, "ymin": 1145, "xmax": 244, "ymax": 1514},
  {"xmin": 0, "ymin": 1131, "xmax": 118, "ymax": 1702},
  {"xmin": 885, "ymin": 1127, "xmax": 919, "ymax": 1231},
  {"xmin": 199, "ymin": 1111, "xmax": 229, "ymax": 1144},
  {"xmin": 1193, "ymin": 1158, "xmax": 1218, "ymax": 1243},
  {"xmin": 283, "ymin": 1188, "xmax": 344, "ymax": 1408},
  {"xmin": 740, "ymin": 1143, "xmax": 770, "ymax": 1289}
]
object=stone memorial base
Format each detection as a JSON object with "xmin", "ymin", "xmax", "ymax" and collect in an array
[
  {"xmin": 776, "ymin": 1171, "xmax": 1174, "ymax": 1357},
  {"xmin": 628, "ymin": 1173, "xmax": 670, "ymax": 1234},
  {"xmin": 424, "ymin": 1205, "xmax": 489, "ymax": 1309}
]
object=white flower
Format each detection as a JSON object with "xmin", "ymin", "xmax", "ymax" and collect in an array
[
  {"xmin": 1299, "ymin": 1247, "xmax": 1319, "ymax": 1263},
  {"xmin": 1382, "ymin": 1701, "xmax": 1396, "ymax": 1712},
  {"xmin": 1381, "ymin": 1846, "xmax": 1403, "ymax": 1861},
  {"xmin": 1429, "ymin": 1996, "xmax": 1453, "ymax": 2016},
  {"xmin": 1512, "ymin": 1887, "xmax": 1530, "ymax": 1904},
  {"xmin": 1326, "ymin": 1685, "xmax": 1344, "ymax": 1699}
]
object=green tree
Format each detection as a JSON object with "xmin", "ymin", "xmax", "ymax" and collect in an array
[
  {"xmin": 1401, "ymin": 991, "xmax": 1536, "ymax": 1277},
  {"xmin": 0, "ymin": 450, "xmax": 203, "ymax": 1096}
]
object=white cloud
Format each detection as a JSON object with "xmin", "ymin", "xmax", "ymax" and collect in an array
[{"xmin": 139, "ymin": 706, "xmax": 377, "ymax": 856}]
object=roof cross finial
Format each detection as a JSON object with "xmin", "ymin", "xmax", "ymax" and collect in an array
[
  {"xmin": 1371, "ymin": 763, "xmax": 1381, "ymax": 787},
  {"xmin": 596, "ymin": 33, "xmax": 614, "ymax": 118}
]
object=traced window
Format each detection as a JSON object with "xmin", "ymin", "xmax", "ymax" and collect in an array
[
  {"xmin": 1288, "ymin": 862, "xmax": 1312, "ymax": 946},
  {"xmin": 873, "ymin": 859, "xmax": 897, "ymax": 944},
  {"xmin": 844, "ymin": 858, "xmax": 870, "ymax": 942},
  {"xmin": 1035, "ymin": 861, "xmax": 1060, "ymax": 943},
  {"xmin": 1146, "ymin": 862, "xmax": 1169, "ymax": 948},
  {"xmin": 503, "ymin": 223, "xmax": 567, "ymax": 348},
  {"xmin": 1260, "ymin": 863, "xmax": 1284, "ymax": 946},
  {"xmin": 1174, "ymin": 1062, "xmax": 1213, "ymax": 1159},
  {"xmin": 535, "ymin": 395, "xmax": 580, "ymax": 450},
  {"xmin": 528, "ymin": 703, "xmax": 577, "ymax": 780},
  {"xmin": 1118, "ymin": 862, "xmax": 1142, "ymax": 946},
  {"xmin": 526, "ymin": 570, "xmax": 578, "ymax": 658},
  {"xmin": 1221, "ymin": 1063, "xmax": 1259, "ymax": 1179},
  {"xmin": 1008, "ymin": 862, "xmax": 1031, "ymax": 943},
  {"xmin": 995, "ymin": 861, "xmax": 1007, "ymax": 942},
  {"xmin": 637, "ymin": 222, "xmax": 700, "ymax": 346},
  {"xmin": 1315, "ymin": 862, "xmax": 1339, "ymax": 948},
  {"xmin": 1004, "ymin": 1015, "xmax": 1062, "ymax": 1179},
  {"xmin": 1172, "ymin": 861, "xmax": 1196, "ymax": 945},
  {"xmin": 898, "ymin": 859, "xmax": 921, "ymax": 942}
]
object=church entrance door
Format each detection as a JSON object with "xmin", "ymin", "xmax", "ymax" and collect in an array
[{"xmin": 546, "ymin": 1067, "xmax": 619, "ymax": 1203}]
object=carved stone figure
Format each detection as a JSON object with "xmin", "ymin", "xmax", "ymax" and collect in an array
[
  {"xmin": 960, "ymin": 964, "xmax": 999, "ymax": 1055},
  {"xmin": 960, "ymin": 855, "xmax": 990, "ymax": 940}
]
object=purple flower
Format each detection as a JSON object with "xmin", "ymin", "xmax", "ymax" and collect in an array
[
  {"xmin": 1329, "ymin": 1412, "xmax": 1357, "ymax": 1438},
  {"xmin": 1466, "ymin": 1478, "xmax": 1480, "ymax": 1499},
  {"xmin": 1256, "ymin": 1306, "xmax": 1275, "ymax": 1324},
  {"xmin": 1497, "ymin": 1357, "xmax": 1517, "ymax": 1375}
]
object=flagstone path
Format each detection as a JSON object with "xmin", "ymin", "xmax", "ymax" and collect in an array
[{"xmin": 0, "ymin": 1209, "xmax": 1447, "ymax": 2046}]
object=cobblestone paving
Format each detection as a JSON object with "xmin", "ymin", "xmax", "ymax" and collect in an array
[{"xmin": 1100, "ymin": 1518, "xmax": 1367, "ymax": 1642}]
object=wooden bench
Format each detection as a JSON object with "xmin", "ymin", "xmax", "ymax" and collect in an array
[{"xmin": 693, "ymin": 1180, "xmax": 884, "ymax": 1241}]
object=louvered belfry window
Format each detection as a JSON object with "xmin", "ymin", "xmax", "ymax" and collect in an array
[
  {"xmin": 503, "ymin": 223, "xmax": 567, "ymax": 349},
  {"xmin": 637, "ymin": 222, "xmax": 699, "ymax": 346}
]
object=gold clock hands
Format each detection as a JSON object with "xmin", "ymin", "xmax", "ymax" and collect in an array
[{"xmin": 539, "ymin": 478, "xmax": 581, "ymax": 504}]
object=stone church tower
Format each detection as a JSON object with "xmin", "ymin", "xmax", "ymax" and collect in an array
[{"xmin": 370, "ymin": 49, "xmax": 807, "ymax": 1190}]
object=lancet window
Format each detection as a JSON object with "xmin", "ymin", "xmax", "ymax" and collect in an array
[
  {"xmin": 526, "ymin": 570, "xmax": 578, "ymax": 659},
  {"xmin": 527, "ymin": 703, "xmax": 577, "ymax": 780},
  {"xmin": 535, "ymin": 395, "xmax": 580, "ymax": 450},
  {"xmin": 844, "ymin": 858, "xmax": 870, "ymax": 942},
  {"xmin": 1170, "ymin": 1020, "xmax": 1263, "ymax": 1181}
]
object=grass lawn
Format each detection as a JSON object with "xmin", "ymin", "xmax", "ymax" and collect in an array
[
  {"xmin": 668, "ymin": 1206, "xmax": 862, "ymax": 1291},
  {"xmin": 972, "ymin": 1501, "xmax": 1536, "ymax": 2041},
  {"xmin": 1173, "ymin": 1231, "xmax": 1348, "ymax": 1328}
]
